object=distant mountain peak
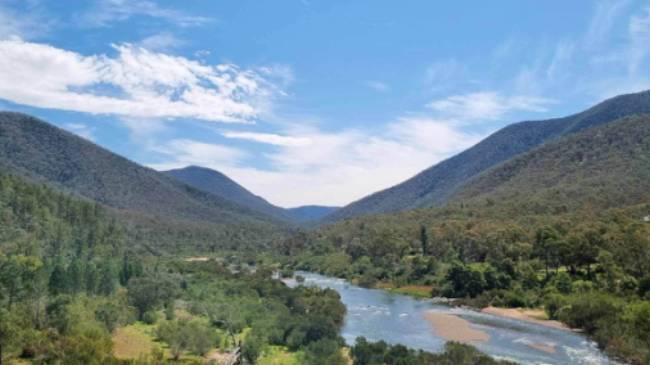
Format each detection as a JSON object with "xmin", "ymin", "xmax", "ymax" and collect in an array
[{"xmin": 163, "ymin": 165, "xmax": 339, "ymax": 223}]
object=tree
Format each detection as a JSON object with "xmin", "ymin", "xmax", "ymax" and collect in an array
[
  {"xmin": 303, "ymin": 339, "xmax": 346, "ymax": 365},
  {"xmin": 48, "ymin": 263, "xmax": 68, "ymax": 296},
  {"xmin": 534, "ymin": 227, "xmax": 561, "ymax": 276},
  {"xmin": 241, "ymin": 333, "xmax": 264, "ymax": 364},
  {"xmin": 67, "ymin": 258, "xmax": 83, "ymax": 294},
  {"xmin": 97, "ymin": 262, "xmax": 115, "ymax": 296},
  {"xmin": 0, "ymin": 309, "xmax": 22, "ymax": 365},
  {"xmin": 420, "ymin": 225, "xmax": 429, "ymax": 255},
  {"xmin": 127, "ymin": 275, "xmax": 178, "ymax": 319},
  {"xmin": 85, "ymin": 263, "xmax": 98, "ymax": 295}
]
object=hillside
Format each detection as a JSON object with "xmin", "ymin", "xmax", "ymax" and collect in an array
[
  {"xmin": 325, "ymin": 89, "xmax": 650, "ymax": 222},
  {"xmin": 0, "ymin": 112, "xmax": 280, "ymax": 248},
  {"xmin": 448, "ymin": 114, "xmax": 650, "ymax": 215},
  {"xmin": 164, "ymin": 165, "xmax": 338, "ymax": 222},
  {"xmin": 286, "ymin": 205, "xmax": 339, "ymax": 222}
]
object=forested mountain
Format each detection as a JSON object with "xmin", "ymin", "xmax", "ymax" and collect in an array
[
  {"xmin": 325, "ymin": 89, "xmax": 650, "ymax": 222},
  {"xmin": 0, "ymin": 112, "xmax": 282, "ymax": 251},
  {"xmin": 448, "ymin": 114, "xmax": 650, "ymax": 215},
  {"xmin": 164, "ymin": 165, "xmax": 338, "ymax": 222}
]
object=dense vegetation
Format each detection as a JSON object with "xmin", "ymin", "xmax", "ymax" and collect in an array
[
  {"xmin": 350, "ymin": 338, "xmax": 516, "ymax": 365},
  {"xmin": 326, "ymin": 89, "xmax": 650, "ymax": 222},
  {"xmin": 0, "ymin": 172, "xmax": 351, "ymax": 364},
  {"xmin": 286, "ymin": 115, "xmax": 650, "ymax": 364},
  {"xmin": 164, "ymin": 166, "xmax": 338, "ymax": 223},
  {"xmin": 0, "ymin": 112, "xmax": 284, "ymax": 251}
]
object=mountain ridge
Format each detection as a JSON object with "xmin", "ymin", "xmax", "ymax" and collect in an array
[
  {"xmin": 323, "ymin": 89, "xmax": 650, "ymax": 222},
  {"xmin": 0, "ymin": 112, "xmax": 280, "ymax": 231},
  {"xmin": 163, "ymin": 165, "xmax": 338, "ymax": 222}
]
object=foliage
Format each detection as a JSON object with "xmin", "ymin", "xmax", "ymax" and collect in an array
[{"xmin": 350, "ymin": 337, "xmax": 517, "ymax": 365}]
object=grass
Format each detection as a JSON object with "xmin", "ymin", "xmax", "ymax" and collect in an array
[
  {"xmin": 258, "ymin": 346, "xmax": 303, "ymax": 365},
  {"xmin": 389, "ymin": 285, "xmax": 434, "ymax": 298},
  {"xmin": 376, "ymin": 282, "xmax": 433, "ymax": 299},
  {"xmin": 112, "ymin": 322, "xmax": 161, "ymax": 360}
]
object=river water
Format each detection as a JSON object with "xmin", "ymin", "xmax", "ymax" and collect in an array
[{"xmin": 285, "ymin": 272, "xmax": 616, "ymax": 365}]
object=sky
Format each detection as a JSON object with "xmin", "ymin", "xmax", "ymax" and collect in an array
[{"xmin": 0, "ymin": 0, "xmax": 649, "ymax": 208}]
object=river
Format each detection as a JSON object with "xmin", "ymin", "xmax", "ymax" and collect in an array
[{"xmin": 284, "ymin": 271, "xmax": 616, "ymax": 365}]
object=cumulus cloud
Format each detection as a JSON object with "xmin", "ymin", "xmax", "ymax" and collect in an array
[
  {"xmin": 427, "ymin": 92, "xmax": 551, "ymax": 122},
  {"xmin": 151, "ymin": 118, "xmax": 482, "ymax": 207},
  {"xmin": 0, "ymin": 39, "xmax": 276, "ymax": 123}
]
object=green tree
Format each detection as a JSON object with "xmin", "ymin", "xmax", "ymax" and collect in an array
[
  {"xmin": 97, "ymin": 262, "xmax": 115, "ymax": 296},
  {"xmin": 420, "ymin": 225, "xmax": 429, "ymax": 255},
  {"xmin": 48, "ymin": 263, "xmax": 68, "ymax": 296},
  {"xmin": 67, "ymin": 258, "xmax": 83, "ymax": 294}
]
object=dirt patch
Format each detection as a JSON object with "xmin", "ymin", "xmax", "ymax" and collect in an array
[
  {"xmin": 185, "ymin": 257, "xmax": 210, "ymax": 262},
  {"xmin": 425, "ymin": 312, "xmax": 490, "ymax": 343}
]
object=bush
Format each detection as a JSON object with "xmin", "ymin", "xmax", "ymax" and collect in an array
[
  {"xmin": 558, "ymin": 292, "xmax": 623, "ymax": 334},
  {"xmin": 303, "ymin": 338, "xmax": 347, "ymax": 365},
  {"xmin": 142, "ymin": 311, "xmax": 159, "ymax": 325}
]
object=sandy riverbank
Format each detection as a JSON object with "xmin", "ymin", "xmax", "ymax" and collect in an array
[
  {"xmin": 480, "ymin": 306, "xmax": 570, "ymax": 331},
  {"xmin": 424, "ymin": 312, "xmax": 490, "ymax": 343}
]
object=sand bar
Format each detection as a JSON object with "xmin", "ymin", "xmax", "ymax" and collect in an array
[
  {"xmin": 481, "ymin": 306, "xmax": 570, "ymax": 331},
  {"xmin": 425, "ymin": 312, "xmax": 490, "ymax": 343}
]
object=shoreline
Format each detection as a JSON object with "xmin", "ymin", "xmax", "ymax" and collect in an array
[{"xmin": 480, "ymin": 306, "xmax": 572, "ymax": 332}]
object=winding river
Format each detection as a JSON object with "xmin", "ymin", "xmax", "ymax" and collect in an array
[{"xmin": 285, "ymin": 272, "xmax": 616, "ymax": 365}]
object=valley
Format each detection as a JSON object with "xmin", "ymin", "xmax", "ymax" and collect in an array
[{"xmin": 1, "ymin": 34, "xmax": 649, "ymax": 365}]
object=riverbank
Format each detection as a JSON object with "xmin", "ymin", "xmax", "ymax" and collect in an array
[{"xmin": 480, "ymin": 306, "xmax": 571, "ymax": 331}]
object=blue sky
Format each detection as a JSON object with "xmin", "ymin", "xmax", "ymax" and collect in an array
[{"xmin": 0, "ymin": 0, "xmax": 649, "ymax": 207}]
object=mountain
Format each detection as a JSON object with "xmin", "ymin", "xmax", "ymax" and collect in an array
[
  {"xmin": 325, "ymin": 89, "xmax": 650, "ymax": 222},
  {"xmin": 163, "ymin": 165, "xmax": 338, "ymax": 222},
  {"xmin": 164, "ymin": 166, "xmax": 290, "ymax": 219},
  {"xmin": 0, "ymin": 112, "xmax": 279, "ymax": 237},
  {"xmin": 285, "ymin": 205, "xmax": 339, "ymax": 222},
  {"xmin": 447, "ymin": 114, "xmax": 650, "ymax": 215}
]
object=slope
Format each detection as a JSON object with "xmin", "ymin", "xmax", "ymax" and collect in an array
[
  {"xmin": 0, "ymin": 112, "xmax": 278, "ymax": 232},
  {"xmin": 163, "ymin": 165, "xmax": 339, "ymax": 222},
  {"xmin": 325, "ymin": 89, "xmax": 650, "ymax": 222},
  {"xmin": 448, "ymin": 114, "xmax": 650, "ymax": 215}
]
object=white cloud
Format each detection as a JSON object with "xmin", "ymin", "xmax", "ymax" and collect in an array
[
  {"xmin": 585, "ymin": 0, "xmax": 632, "ymax": 48},
  {"xmin": 223, "ymin": 131, "xmax": 312, "ymax": 147},
  {"xmin": 365, "ymin": 81, "xmax": 390, "ymax": 92},
  {"xmin": 138, "ymin": 32, "xmax": 185, "ymax": 51},
  {"xmin": 63, "ymin": 123, "xmax": 95, "ymax": 141},
  {"xmin": 0, "ymin": 3, "xmax": 50, "ymax": 40},
  {"xmin": 427, "ymin": 92, "xmax": 551, "ymax": 122},
  {"xmin": 628, "ymin": 6, "xmax": 650, "ymax": 75},
  {"xmin": 79, "ymin": 0, "xmax": 211, "ymax": 28},
  {"xmin": 0, "ymin": 39, "xmax": 277, "ymax": 123},
  {"xmin": 149, "ymin": 139, "xmax": 248, "ymax": 170},
  {"xmin": 150, "ymin": 118, "xmax": 482, "ymax": 207}
]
